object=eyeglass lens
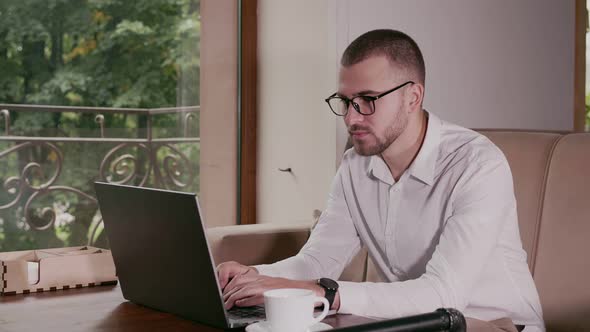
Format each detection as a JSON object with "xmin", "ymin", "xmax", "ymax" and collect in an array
[{"xmin": 329, "ymin": 97, "xmax": 374, "ymax": 116}]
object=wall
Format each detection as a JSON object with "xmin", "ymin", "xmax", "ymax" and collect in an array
[
  {"xmin": 335, "ymin": 0, "xmax": 576, "ymax": 148},
  {"xmin": 258, "ymin": 0, "xmax": 576, "ymax": 224},
  {"xmin": 257, "ymin": 0, "xmax": 339, "ymax": 224}
]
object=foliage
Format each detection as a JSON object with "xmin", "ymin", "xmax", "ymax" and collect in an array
[{"xmin": 0, "ymin": 0, "xmax": 200, "ymax": 251}]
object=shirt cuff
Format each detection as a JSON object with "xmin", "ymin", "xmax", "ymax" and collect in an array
[{"xmin": 337, "ymin": 281, "xmax": 370, "ymax": 315}]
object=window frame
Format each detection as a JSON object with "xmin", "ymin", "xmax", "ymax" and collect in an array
[
  {"xmin": 575, "ymin": 0, "xmax": 586, "ymax": 132},
  {"xmin": 200, "ymin": 0, "xmax": 257, "ymax": 227},
  {"xmin": 239, "ymin": 0, "xmax": 258, "ymax": 225}
]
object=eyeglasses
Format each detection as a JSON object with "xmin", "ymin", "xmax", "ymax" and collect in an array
[{"xmin": 325, "ymin": 81, "xmax": 414, "ymax": 116}]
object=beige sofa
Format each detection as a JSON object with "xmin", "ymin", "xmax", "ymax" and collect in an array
[{"xmin": 206, "ymin": 131, "xmax": 590, "ymax": 332}]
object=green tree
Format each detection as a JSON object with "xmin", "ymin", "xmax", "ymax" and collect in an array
[{"xmin": 0, "ymin": 0, "xmax": 200, "ymax": 251}]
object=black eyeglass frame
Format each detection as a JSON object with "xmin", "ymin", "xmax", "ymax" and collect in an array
[{"xmin": 325, "ymin": 80, "xmax": 415, "ymax": 116}]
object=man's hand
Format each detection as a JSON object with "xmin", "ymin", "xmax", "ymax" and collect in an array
[
  {"xmin": 217, "ymin": 261, "xmax": 331, "ymax": 310},
  {"xmin": 222, "ymin": 273, "xmax": 308, "ymax": 309},
  {"xmin": 217, "ymin": 261, "xmax": 259, "ymax": 291}
]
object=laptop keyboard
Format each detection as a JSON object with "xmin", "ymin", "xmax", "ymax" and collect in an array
[{"xmin": 227, "ymin": 305, "xmax": 266, "ymax": 319}]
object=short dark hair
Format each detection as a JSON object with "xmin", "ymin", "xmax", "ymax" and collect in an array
[{"xmin": 341, "ymin": 29, "xmax": 425, "ymax": 86}]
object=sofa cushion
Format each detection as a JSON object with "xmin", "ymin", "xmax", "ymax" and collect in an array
[
  {"xmin": 533, "ymin": 133, "xmax": 590, "ymax": 331},
  {"xmin": 207, "ymin": 223, "xmax": 311, "ymax": 267},
  {"xmin": 366, "ymin": 255, "xmax": 385, "ymax": 282},
  {"xmin": 339, "ymin": 246, "xmax": 368, "ymax": 282},
  {"xmin": 479, "ymin": 131, "xmax": 561, "ymax": 270},
  {"xmin": 207, "ymin": 223, "xmax": 367, "ymax": 282}
]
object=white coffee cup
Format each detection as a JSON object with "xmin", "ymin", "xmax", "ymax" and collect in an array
[{"xmin": 263, "ymin": 288, "xmax": 330, "ymax": 332}]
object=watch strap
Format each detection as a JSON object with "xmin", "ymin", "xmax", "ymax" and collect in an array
[{"xmin": 318, "ymin": 278, "xmax": 338, "ymax": 309}]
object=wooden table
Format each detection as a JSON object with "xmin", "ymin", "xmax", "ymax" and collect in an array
[{"xmin": 0, "ymin": 284, "xmax": 375, "ymax": 331}]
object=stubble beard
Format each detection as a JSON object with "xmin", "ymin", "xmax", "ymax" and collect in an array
[{"xmin": 352, "ymin": 110, "xmax": 409, "ymax": 156}]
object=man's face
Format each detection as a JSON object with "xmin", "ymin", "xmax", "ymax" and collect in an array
[{"xmin": 338, "ymin": 56, "xmax": 410, "ymax": 156}]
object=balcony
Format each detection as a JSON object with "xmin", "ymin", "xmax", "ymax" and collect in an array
[{"xmin": 0, "ymin": 104, "xmax": 200, "ymax": 251}]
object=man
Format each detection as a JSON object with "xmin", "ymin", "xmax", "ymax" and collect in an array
[{"xmin": 217, "ymin": 29, "xmax": 544, "ymax": 331}]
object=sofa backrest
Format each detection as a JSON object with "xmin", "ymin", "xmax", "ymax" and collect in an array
[
  {"xmin": 531, "ymin": 133, "xmax": 590, "ymax": 331},
  {"xmin": 342, "ymin": 131, "xmax": 590, "ymax": 330},
  {"xmin": 479, "ymin": 131, "xmax": 562, "ymax": 270},
  {"xmin": 481, "ymin": 132, "xmax": 590, "ymax": 331}
]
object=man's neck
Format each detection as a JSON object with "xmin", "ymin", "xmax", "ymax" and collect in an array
[{"xmin": 380, "ymin": 110, "xmax": 428, "ymax": 182}]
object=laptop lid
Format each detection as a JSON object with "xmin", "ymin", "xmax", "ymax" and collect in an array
[{"xmin": 94, "ymin": 182, "xmax": 234, "ymax": 329}]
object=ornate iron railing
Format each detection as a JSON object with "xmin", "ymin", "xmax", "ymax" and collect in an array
[{"xmin": 0, "ymin": 104, "xmax": 199, "ymax": 247}]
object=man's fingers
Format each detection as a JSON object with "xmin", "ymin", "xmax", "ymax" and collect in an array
[
  {"xmin": 217, "ymin": 261, "xmax": 243, "ymax": 290},
  {"xmin": 217, "ymin": 265, "xmax": 273, "ymax": 310},
  {"xmin": 223, "ymin": 274, "xmax": 258, "ymax": 300},
  {"xmin": 218, "ymin": 267, "xmax": 230, "ymax": 290},
  {"xmin": 225, "ymin": 281, "xmax": 274, "ymax": 309},
  {"xmin": 235, "ymin": 294, "xmax": 263, "ymax": 308},
  {"xmin": 223, "ymin": 271, "xmax": 257, "ymax": 296},
  {"xmin": 222, "ymin": 272, "xmax": 242, "ymax": 295},
  {"xmin": 223, "ymin": 272, "xmax": 247, "ymax": 297},
  {"xmin": 225, "ymin": 286, "xmax": 253, "ymax": 310},
  {"xmin": 223, "ymin": 276, "xmax": 245, "ymax": 301}
]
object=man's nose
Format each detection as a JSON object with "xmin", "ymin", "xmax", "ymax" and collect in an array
[{"xmin": 344, "ymin": 104, "xmax": 364, "ymax": 125}]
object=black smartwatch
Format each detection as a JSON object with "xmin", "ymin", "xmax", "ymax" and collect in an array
[{"xmin": 317, "ymin": 278, "xmax": 339, "ymax": 309}]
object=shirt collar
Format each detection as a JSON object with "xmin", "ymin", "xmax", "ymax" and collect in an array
[
  {"xmin": 367, "ymin": 154, "xmax": 394, "ymax": 185},
  {"xmin": 407, "ymin": 111, "xmax": 440, "ymax": 186},
  {"xmin": 366, "ymin": 110, "xmax": 441, "ymax": 186}
]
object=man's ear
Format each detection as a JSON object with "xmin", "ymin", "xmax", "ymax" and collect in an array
[{"xmin": 407, "ymin": 83, "xmax": 424, "ymax": 112}]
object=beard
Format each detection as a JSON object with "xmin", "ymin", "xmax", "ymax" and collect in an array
[{"xmin": 350, "ymin": 109, "xmax": 409, "ymax": 156}]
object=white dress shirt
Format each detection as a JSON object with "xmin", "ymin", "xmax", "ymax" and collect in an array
[{"xmin": 255, "ymin": 112, "xmax": 544, "ymax": 331}]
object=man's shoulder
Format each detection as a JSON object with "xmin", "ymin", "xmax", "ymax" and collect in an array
[
  {"xmin": 436, "ymin": 120, "xmax": 514, "ymax": 200},
  {"xmin": 438, "ymin": 120, "xmax": 507, "ymax": 167}
]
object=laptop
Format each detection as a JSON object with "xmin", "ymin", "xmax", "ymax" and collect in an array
[{"xmin": 94, "ymin": 182, "xmax": 266, "ymax": 329}]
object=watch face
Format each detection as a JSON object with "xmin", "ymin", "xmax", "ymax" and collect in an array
[{"xmin": 320, "ymin": 278, "xmax": 339, "ymax": 290}]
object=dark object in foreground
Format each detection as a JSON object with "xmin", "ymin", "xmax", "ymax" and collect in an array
[{"xmin": 331, "ymin": 308, "xmax": 466, "ymax": 332}]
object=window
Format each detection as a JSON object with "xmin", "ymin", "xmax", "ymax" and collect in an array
[{"xmin": 0, "ymin": 0, "xmax": 248, "ymax": 251}]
